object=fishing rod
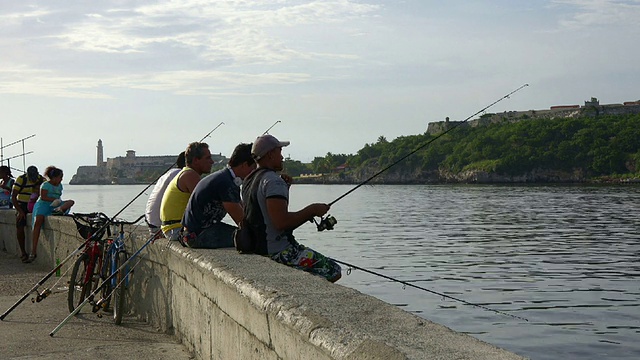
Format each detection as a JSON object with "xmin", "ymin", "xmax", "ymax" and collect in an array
[
  {"xmin": 0, "ymin": 214, "xmax": 104, "ymax": 320},
  {"xmin": 332, "ymin": 258, "xmax": 529, "ymax": 322},
  {"xmin": 50, "ymin": 229, "xmax": 161, "ymax": 336},
  {"xmin": 263, "ymin": 120, "xmax": 281, "ymax": 135},
  {"xmin": 0, "ymin": 123, "xmax": 225, "ymax": 320},
  {"xmin": 94, "ymin": 121, "xmax": 224, "ymax": 224},
  {"xmin": 328, "ymin": 84, "xmax": 529, "ymax": 206}
]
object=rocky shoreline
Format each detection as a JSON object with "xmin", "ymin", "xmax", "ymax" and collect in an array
[{"xmin": 294, "ymin": 169, "xmax": 640, "ymax": 185}]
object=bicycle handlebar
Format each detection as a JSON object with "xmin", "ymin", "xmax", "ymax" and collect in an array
[
  {"xmin": 110, "ymin": 214, "xmax": 145, "ymax": 226},
  {"xmin": 73, "ymin": 212, "xmax": 144, "ymax": 225},
  {"xmin": 72, "ymin": 212, "xmax": 110, "ymax": 221}
]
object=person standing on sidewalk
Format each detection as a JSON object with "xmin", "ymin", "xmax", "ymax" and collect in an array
[{"xmin": 11, "ymin": 166, "xmax": 44, "ymax": 263}]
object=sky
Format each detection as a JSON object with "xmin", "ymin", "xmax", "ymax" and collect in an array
[{"xmin": 1, "ymin": 0, "xmax": 639, "ymax": 180}]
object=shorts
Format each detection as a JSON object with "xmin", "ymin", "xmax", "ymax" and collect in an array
[
  {"xmin": 271, "ymin": 242, "xmax": 341, "ymax": 281},
  {"xmin": 186, "ymin": 223, "xmax": 236, "ymax": 249},
  {"xmin": 15, "ymin": 202, "xmax": 30, "ymax": 227}
]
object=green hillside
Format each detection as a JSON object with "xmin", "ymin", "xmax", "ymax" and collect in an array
[{"xmin": 289, "ymin": 113, "xmax": 640, "ymax": 183}]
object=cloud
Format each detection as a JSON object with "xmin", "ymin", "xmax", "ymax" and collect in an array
[
  {"xmin": 0, "ymin": 1, "xmax": 379, "ymax": 98},
  {"xmin": 550, "ymin": 0, "xmax": 640, "ymax": 29}
]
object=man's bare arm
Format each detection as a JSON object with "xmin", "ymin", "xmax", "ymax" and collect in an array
[
  {"xmin": 222, "ymin": 202, "xmax": 243, "ymax": 225},
  {"xmin": 266, "ymin": 198, "xmax": 329, "ymax": 231}
]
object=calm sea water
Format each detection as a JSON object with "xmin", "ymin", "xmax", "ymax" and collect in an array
[{"xmin": 63, "ymin": 184, "xmax": 640, "ymax": 360}]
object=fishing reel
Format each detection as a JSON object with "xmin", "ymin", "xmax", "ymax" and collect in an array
[
  {"xmin": 314, "ymin": 215, "xmax": 337, "ymax": 232},
  {"xmin": 31, "ymin": 288, "xmax": 52, "ymax": 303}
]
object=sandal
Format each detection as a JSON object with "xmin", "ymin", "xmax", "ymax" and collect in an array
[
  {"xmin": 21, "ymin": 254, "xmax": 29, "ymax": 263},
  {"xmin": 27, "ymin": 253, "xmax": 37, "ymax": 263}
]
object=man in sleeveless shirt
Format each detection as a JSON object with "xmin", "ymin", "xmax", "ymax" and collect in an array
[
  {"xmin": 241, "ymin": 135, "xmax": 341, "ymax": 282},
  {"xmin": 145, "ymin": 152, "xmax": 185, "ymax": 237},
  {"xmin": 182, "ymin": 143, "xmax": 256, "ymax": 248},
  {"xmin": 160, "ymin": 142, "xmax": 213, "ymax": 241}
]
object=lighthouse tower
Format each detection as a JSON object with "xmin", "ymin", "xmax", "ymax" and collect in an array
[{"xmin": 97, "ymin": 139, "xmax": 104, "ymax": 167}]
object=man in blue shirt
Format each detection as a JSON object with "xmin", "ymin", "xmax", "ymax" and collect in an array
[{"xmin": 182, "ymin": 143, "xmax": 255, "ymax": 248}]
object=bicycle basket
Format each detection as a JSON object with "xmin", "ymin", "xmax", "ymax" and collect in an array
[{"xmin": 72, "ymin": 213, "xmax": 109, "ymax": 240}]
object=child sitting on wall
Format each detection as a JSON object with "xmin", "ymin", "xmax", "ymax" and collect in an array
[{"xmin": 28, "ymin": 166, "xmax": 75, "ymax": 263}]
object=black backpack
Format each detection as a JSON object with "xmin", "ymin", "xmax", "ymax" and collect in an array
[{"xmin": 234, "ymin": 168, "xmax": 270, "ymax": 255}]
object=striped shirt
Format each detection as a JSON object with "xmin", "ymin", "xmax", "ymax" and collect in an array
[{"xmin": 12, "ymin": 174, "xmax": 44, "ymax": 203}]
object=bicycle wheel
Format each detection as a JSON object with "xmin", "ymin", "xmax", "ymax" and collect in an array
[
  {"xmin": 113, "ymin": 251, "xmax": 129, "ymax": 325},
  {"xmin": 68, "ymin": 253, "xmax": 90, "ymax": 313},
  {"xmin": 99, "ymin": 251, "xmax": 113, "ymax": 312}
]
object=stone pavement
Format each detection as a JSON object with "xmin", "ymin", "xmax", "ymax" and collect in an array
[{"xmin": 0, "ymin": 250, "xmax": 193, "ymax": 360}]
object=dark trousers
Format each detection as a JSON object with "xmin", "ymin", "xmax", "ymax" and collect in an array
[{"xmin": 187, "ymin": 222, "xmax": 237, "ymax": 249}]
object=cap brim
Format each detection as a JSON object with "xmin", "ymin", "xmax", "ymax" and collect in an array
[{"xmin": 279, "ymin": 141, "xmax": 290, "ymax": 147}]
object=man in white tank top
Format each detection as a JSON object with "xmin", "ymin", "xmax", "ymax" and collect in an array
[{"xmin": 145, "ymin": 152, "xmax": 185, "ymax": 236}]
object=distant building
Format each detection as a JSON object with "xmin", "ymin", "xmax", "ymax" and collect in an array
[
  {"xmin": 584, "ymin": 97, "xmax": 600, "ymax": 107},
  {"xmin": 426, "ymin": 97, "xmax": 640, "ymax": 135},
  {"xmin": 70, "ymin": 140, "xmax": 227, "ymax": 184},
  {"xmin": 550, "ymin": 105, "xmax": 579, "ymax": 110}
]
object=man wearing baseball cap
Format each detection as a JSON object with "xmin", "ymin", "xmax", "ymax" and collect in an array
[{"xmin": 238, "ymin": 134, "xmax": 341, "ymax": 282}]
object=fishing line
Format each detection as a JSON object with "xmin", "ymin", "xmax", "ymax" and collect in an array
[
  {"xmin": 328, "ymin": 84, "xmax": 529, "ymax": 206},
  {"xmin": 319, "ymin": 85, "xmax": 530, "ymax": 321},
  {"xmin": 332, "ymin": 258, "xmax": 529, "ymax": 322}
]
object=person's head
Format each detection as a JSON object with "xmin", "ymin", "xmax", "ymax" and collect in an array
[
  {"xmin": 44, "ymin": 166, "xmax": 64, "ymax": 185},
  {"xmin": 185, "ymin": 142, "xmax": 213, "ymax": 175},
  {"xmin": 0, "ymin": 165, "xmax": 11, "ymax": 179},
  {"xmin": 228, "ymin": 143, "xmax": 256, "ymax": 179},
  {"xmin": 26, "ymin": 165, "xmax": 39, "ymax": 182},
  {"xmin": 251, "ymin": 135, "xmax": 289, "ymax": 171},
  {"xmin": 176, "ymin": 151, "xmax": 186, "ymax": 168}
]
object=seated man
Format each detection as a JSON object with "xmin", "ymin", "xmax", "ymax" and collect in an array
[
  {"xmin": 145, "ymin": 152, "xmax": 185, "ymax": 236},
  {"xmin": 160, "ymin": 142, "xmax": 213, "ymax": 241},
  {"xmin": 240, "ymin": 135, "xmax": 341, "ymax": 282},
  {"xmin": 182, "ymin": 143, "xmax": 255, "ymax": 248}
]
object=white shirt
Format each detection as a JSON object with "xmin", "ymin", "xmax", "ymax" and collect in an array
[{"xmin": 145, "ymin": 168, "xmax": 181, "ymax": 228}]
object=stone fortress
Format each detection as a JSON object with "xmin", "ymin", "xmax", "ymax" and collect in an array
[
  {"xmin": 427, "ymin": 97, "xmax": 640, "ymax": 135},
  {"xmin": 70, "ymin": 140, "xmax": 227, "ymax": 185}
]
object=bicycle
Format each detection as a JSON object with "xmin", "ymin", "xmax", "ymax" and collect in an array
[
  {"xmin": 98, "ymin": 214, "xmax": 144, "ymax": 324},
  {"xmin": 68, "ymin": 212, "xmax": 110, "ymax": 314},
  {"xmin": 68, "ymin": 213, "xmax": 143, "ymax": 325}
]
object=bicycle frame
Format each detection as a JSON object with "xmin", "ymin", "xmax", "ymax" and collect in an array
[
  {"xmin": 51, "ymin": 229, "xmax": 160, "ymax": 336},
  {"xmin": 104, "ymin": 222, "xmax": 129, "ymax": 289},
  {"xmin": 85, "ymin": 239, "xmax": 105, "ymax": 290},
  {"xmin": 2, "ymin": 212, "xmax": 108, "ymax": 321}
]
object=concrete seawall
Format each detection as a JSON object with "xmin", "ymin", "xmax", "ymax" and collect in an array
[{"xmin": 0, "ymin": 211, "xmax": 525, "ymax": 360}]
